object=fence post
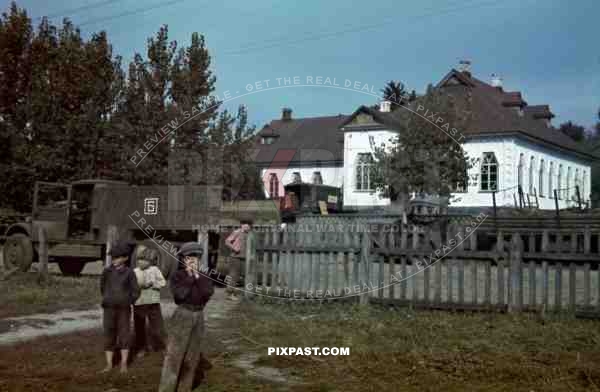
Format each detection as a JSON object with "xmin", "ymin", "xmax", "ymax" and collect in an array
[
  {"xmin": 105, "ymin": 225, "xmax": 118, "ymax": 267},
  {"xmin": 518, "ymin": 185, "xmax": 524, "ymax": 209},
  {"xmin": 38, "ymin": 226, "xmax": 48, "ymax": 284},
  {"xmin": 360, "ymin": 231, "xmax": 370, "ymax": 305},
  {"xmin": 576, "ymin": 185, "xmax": 582, "ymax": 210},
  {"xmin": 508, "ymin": 233, "xmax": 523, "ymax": 313},
  {"xmin": 553, "ymin": 190, "xmax": 560, "ymax": 225},
  {"xmin": 245, "ymin": 231, "xmax": 256, "ymax": 300}
]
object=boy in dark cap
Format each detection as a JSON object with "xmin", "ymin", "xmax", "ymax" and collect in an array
[
  {"xmin": 159, "ymin": 242, "xmax": 214, "ymax": 392},
  {"xmin": 100, "ymin": 240, "xmax": 140, "ymax": 373}
]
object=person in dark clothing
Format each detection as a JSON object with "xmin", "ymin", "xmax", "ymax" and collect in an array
[
  {"xmin": 100, "ymin": 241, "xmax": 140, "ymax": 374},
  {"xmin": 159, "ymin": 242, "xmax": 214, "ymax": 392}
]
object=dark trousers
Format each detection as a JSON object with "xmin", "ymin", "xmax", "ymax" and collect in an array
[
  {"xmin": 103, "ymin": 305, "xmax": 132, "ymax": 351},
  {"xmin": 133, "ymin": 303, "xmax": 166, "ymax": 352},
  {"xmin": 159, "ymin": 307, "xmax": 207, "ymax": 392}
]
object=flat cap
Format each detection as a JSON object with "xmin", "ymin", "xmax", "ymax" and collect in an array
[{"xmin": 177, "ymin": 242, "xmax": 204, "ymax": 257}]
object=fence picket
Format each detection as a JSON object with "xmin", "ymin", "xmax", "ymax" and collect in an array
[
  {"xmin": 389, "ymin": 231, "xmax": 396, "ymax": 300},
  {"xmin": 542, "ymin": 261, "xmax": 549, "ymax": 309},
  {"xmin": 400, "ymin": 256, "xmax": 407, "ymax": 300},
  {"xmin": 497, "ymin": 262, "xmax": 505, "ymax": 306},
  {"xmin": 555, "ymin": 263, "xmax": 562, "ymax": 311},
  {"xmin": 484, "ymin": 261, "xmax": 491, "ymax": 306},
  {"xmin": 458, "ymin": 258, "xmax": 464, "ymax": 304},
  {"xmin": 584, "ymin": 263, "xmax": 591, "ymax": 307},
  {"xmin": 434, "ymin": 258, "xmax": 442, "ymax": 305},
  {"xmin": 424, "ymin": 260, "xmax": 430, "ymax": 304},
  {"xmin": 471, "ymin": 259, "xmax": 477, "ymax": 304},
  {"xmin": 447, "ymin": 260, "xmax": 454, "ymax": 303},
  {"xmin": 528, "ymin": 261, "xmax": 536, "ymax": 308},
  {"xmin": 569, "ymin": 262, "xmax": 576, "ymax": 313}
]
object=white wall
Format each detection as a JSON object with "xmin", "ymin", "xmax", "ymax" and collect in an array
[
  {"xmin": 261, "ymin": 166, "xmax": 343, "ymax": 198},
  {"xmin": 342, "ymin": 129, "xmax": 592, "ymax": 210},
  {"xmin": 343, "ymin": 130, "xmax": 396, "ymax": 207}
]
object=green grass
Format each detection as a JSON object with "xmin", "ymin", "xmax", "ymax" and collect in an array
[
  {"xmin": 0, "ymin": 272, "xmax": 101, "ymax": 318},
  {"xmin": 226, "ymin": 300, "xmax": 600, "ymax": 391}
]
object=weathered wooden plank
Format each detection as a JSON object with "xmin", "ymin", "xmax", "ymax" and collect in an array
[
  {"xmin": 379, "ymin": 255, "xmax": 385, "ymax": 299},
  {"xmin": 271, "ymin": 230, "xmax": 279, "ymax": 289},
  {"xmin": 423, "ymin": 261, "xmax": 430, "ymax": 304},
  {"xmin": 470, "ymin": 230, "xmax": 477, "ymax": 251},
  {"xmin": 528, "ymin": 261, "xmax": 536, "ymax": 307},
  {"xmin": 471, "ymin": 259, "xmax": 478, "ymax": 304},
  {"xmin": 360, "ymin": 231, "xmax": 370, "ymax": 305},
  {"xmin": 542, "ymin": 261, "xmax": 549, "ymax": 309},
  {"xmin": 497, "ymin": 263, "xmax": 505, "ymax": 306},
  {"xmin": 584, "ymin": 227, "xmax": 591, "ymax": 255},
  {"xmin": 400, "ymin": 256, "xmax": 407, "ymax": 300},
  {"xmin": 447, "ymin": 260, "xmax": 454, "ymax": 303},
  {"xmin": 38, "ymin": 226, "xmax": 48, "ymax": 282},
  {"xmin": 323, "ymin": 251, "xmax": 329, "ymax": 296},
  {"xmin": 484, "ymin": 261, "xmax": 491, "ymax": 306},
  {"xmin": 329, "ymin": 252, "xmax": 337, "ymax": 296},
  {"xmin": 244, "ymin": 231, "xmax": 256, "ymax": 300},
  {"xmin": 458, "ymin": 258, "xmax": 464, "ymax": 304},
  {"xmin": 569, "ymin": 262, "xmax": 576, "ymax": 313},
  {"xmin": 584, "ymin": 263, "xmax": 591, "ymax": 307},
  {"xmin": 412, "ymin": 259, "xmax": 419, "ymax": 302},
  {"xmin": 555, "ymin": 262, "xmax": 562, "ymax": 311},
  {"xmin": 434, "ymin": 258, "xmax": 442, "ymax": 304},
  {"xmin": 388, "ymin": 231, "xmax": 396, "ymax": 300},
  {"xmin": 509, "ymin": 233, "xmax": 523, "ymax": 312}
]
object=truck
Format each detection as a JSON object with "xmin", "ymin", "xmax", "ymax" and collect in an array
[{"xmin": 0, "ymin": 179, "xmax": 281, "ymax": 277}]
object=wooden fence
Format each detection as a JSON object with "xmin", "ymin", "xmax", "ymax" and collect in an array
[{"xmin": 245, "ymin": 220, "xmax": 600, "ymax": 317}]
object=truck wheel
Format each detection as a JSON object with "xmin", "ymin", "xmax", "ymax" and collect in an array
[
  {"xmin": 142, "ymin": 240, "xmax": 177, "ymax": 279},
  {"xmin": 57, "ymin": 259, "xmax": 86, "ymax": 276},
  {"xmin": 3, "ymin": 233, "xmax": 34, "ymax": 272}
]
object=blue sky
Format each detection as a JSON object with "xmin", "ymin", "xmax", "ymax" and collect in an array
[{"xmin": 5, "ymin": 0, "xmax": 600, "ymax": 130}]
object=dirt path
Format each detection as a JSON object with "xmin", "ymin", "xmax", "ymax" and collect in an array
[{"xmin": 0, "ymin": 288, "xmax": 235, "ymax": 346}]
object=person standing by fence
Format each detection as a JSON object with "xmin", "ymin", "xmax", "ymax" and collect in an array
[
  {"xmin": 159, "ymin": 242, "xmax": 214, "ymax": 392},
  {"xmin": 224, "ymin": 220, "xmax": 252, "ymax": 301}
]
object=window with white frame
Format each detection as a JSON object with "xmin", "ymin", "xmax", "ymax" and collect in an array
[
  {"xmin": 538, "ymin": 159, "xmax": 545, "ymax": 197},
  {"xmin": 548, "ymin": 162, "xmax": 554, "ymax": 197},
  {"xmin": 517, "ymin": 153, "xmax": 524, "ymax": 190},
  {"xmin": 529, "ymin": 156, "xmax": 536, "ymax": 195},
  {"xmin": 268, "ymin": 173, "xmax": 279, "ymax": 198},
  {"xmin": 480, "ymin": 152, "xmax": 498, "ymax": 191},
  {"xmin": 567, "ymin": 167, "xmax": 572, "ymax": 200},
  {"xmin": 355, "ymin": 153, "xmax": 374, "ymax": 191},
  {"xmin": 558, "ymin": 164, "xmax": 563, "ymax": 199}
]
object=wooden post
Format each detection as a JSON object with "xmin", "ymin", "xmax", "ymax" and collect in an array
[
  {"xmin": 38, "ymin": 226, "xmax": 48, "ymax": 284},
  {"xmin": 569, "ymin": 262, "xmax": 576, "ymax": 313},
  {"xmin": 553, "ymin": 190, "xmax": 560, "ymax": 225},
  {"xmin": 492, "ymin": 191, "xmax": 497, "ymax": 228},
  {"xmin": 105, "ymin": 225, "xmax": 118, "ymax": 268},
  {"xmin": 360, "ymin": 231, "xmax": 370, "ymax": 305},
  {"xmin": 197, "ymin": 230, "xmax": 209, "ymax": 271},
  {"xmin": 508, "ymin": 233, "xmax": 523, "ymax": 313},
  {"xmin": 244, "ymin": 231, "xmax": 256, "ymax": 300},
  {"xmin": 518, "ymin": 186, "xmax": 524, "ymax": 209},
  {"xmin": 555, "ymin": 263, "xmax": 562, "ymax": 312}
]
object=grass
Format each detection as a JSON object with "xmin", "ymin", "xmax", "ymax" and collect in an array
[
  {"xmin": 0, "ymin": 272, "xmax": 101, "ymax": 318},
  {"xmin": 234, "ymin": 300, "xmax": 600, "ymax": 391}
]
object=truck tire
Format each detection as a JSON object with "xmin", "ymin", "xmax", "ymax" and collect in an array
[
  {"xmin": 3, "ymin": 233, "xmax": 34, "ymax": 272},
  {"xmin": 142, "ymin": 240, "xmax": 177, "ymax": 279},
  {"xmin": 57, "ymin": 259, "xmax": 87, "ymax": 276}
]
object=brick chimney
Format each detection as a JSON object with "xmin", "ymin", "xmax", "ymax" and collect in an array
[{"xmin": 282, "ymin": 107, "xmax": 293, "ymax": 121}]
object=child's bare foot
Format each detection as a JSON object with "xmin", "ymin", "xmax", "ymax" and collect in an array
[{"xmin": 119, "ymin": 365, "xmax": 128, "ymax": 374}]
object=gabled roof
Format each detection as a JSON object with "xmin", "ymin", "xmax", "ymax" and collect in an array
[{"xmin": 253, "ymin": 115, "xmax": 348, "ymax": 166}]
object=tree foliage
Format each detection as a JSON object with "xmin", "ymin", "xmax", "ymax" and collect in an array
[
  {"xmin": 373, "ymin": 84, "xmax": 472, "ymax": 211},
  {"xmin": 0, "ymin": 2, "xmax": 261, "ymax": 211}
]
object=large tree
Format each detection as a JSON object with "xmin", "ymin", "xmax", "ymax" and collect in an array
[
  {"xmin": 373, "ymin": 84, "xmax": 472, "ymax": 214},
  {"xmin": 558, "ymin": 121, "xmax": 587, "ymax": 142}
]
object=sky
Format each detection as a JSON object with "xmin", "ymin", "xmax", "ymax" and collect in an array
[{"xmin": 4, "ymin": 0, "xmax": 600, "ymax": 131}]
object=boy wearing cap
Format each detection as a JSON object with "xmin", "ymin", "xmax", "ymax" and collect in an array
[
  {"xmin": 159, "ymin": 242, "xmax": 214, "ymax": 392},
  {"xmin": 133, "ymin": 245, "xmax": 167, "ymax": 357},
  {"xmin": 100, "ymin": 241, "xmax": 140, "ymax": 373}
]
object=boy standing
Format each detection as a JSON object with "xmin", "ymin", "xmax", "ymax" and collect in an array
[
  {"xmin": 133, "ymin": 245, "xmax": 167, "ymax": 357},
  {"xmin": 224, "ymin": 220, "xmax": 252, "ymax": 300},
  {"xmin": 100, "ymin": 241, "xmax": 139, "ymax": 373},
  {"xmin": 159, "ymin": 242, "xmax": 214, "ymax": 392}
]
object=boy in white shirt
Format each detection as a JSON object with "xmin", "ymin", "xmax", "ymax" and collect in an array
[{"xmin": 133, "ymin": 245, "xmax": 167, "ymax": 357}]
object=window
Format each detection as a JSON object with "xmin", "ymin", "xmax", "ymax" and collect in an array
[
  {"xmin": 529, "ymin": 156, "xmax": 536, "ymax": 195},
  {"xmin": 268, "ymin": 173, "xmax": 279, "ymax": 198},
  {"xmin": 538, "ymin": 159, "xmax": 545, "ymax": 197},
  {"xmin": 356, "ymin": 153, "xmax": 375, "ymax": 191},
  {"xmin": 557, "ymin": 164, "xmax": 563, "ymax": 199},
  {"xmin": 480, "ymin": 152, "xmax": 498, "ymax": 191},
  {"xmin": 567, "ymin": 167, "xmax": 572, "ymax": 200},
  {"xmin": 548, "ymin": 162, "xmax": 554, "ymax": 198},
  {"xmin": 262, "ymin": 137, "xmax": 276, "ymax": 145},
  {"xmin": 517, "ymin": 153, "xmax": 524, "ymax": 190}
]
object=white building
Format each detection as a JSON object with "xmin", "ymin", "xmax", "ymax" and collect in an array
[{"xmin": 254, "ymin": 68, "xmax": 596, "ymax": 210}]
